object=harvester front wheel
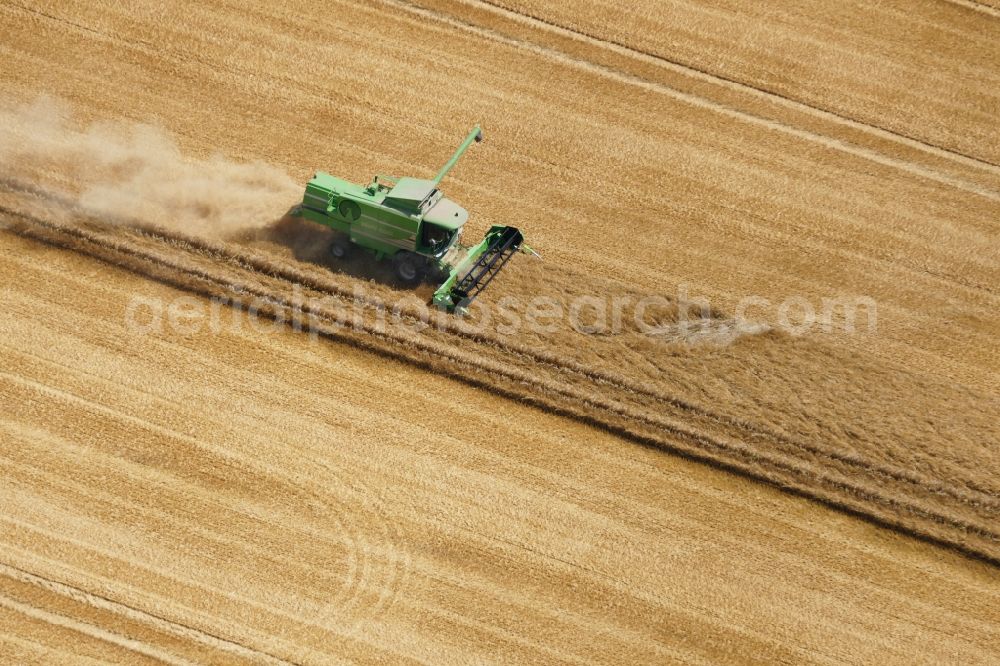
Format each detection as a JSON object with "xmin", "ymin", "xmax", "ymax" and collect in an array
[{"xmin": 392, "ymin": 252, "xmax": 426, "ymax": 284}]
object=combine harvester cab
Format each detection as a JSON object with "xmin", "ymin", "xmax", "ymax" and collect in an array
[{"xmin": 292, "ymin": 125, "xmax": 536, "ymax": 313}]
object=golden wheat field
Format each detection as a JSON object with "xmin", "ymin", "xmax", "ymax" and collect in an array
[{"xmin": 1, "ymin": 0, "xmax": 999, "ymax": 663}]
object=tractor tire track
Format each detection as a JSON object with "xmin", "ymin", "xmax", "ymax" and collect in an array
[
  {"xmin": 944, "ymin": 0, "xmax": 1000, "ymax": 18},
  {"xmin": 408, "ymin": 0, "xmax": 1000, "ymax": 177},
  {"xmin": 462, "ymin": 0, "xmax": 1000, "ymax": 172},
  {"xmin": 0, "ymin": 408, "xmax": 406, "ymax": 651},
  {"xmin": 383, "ymin": 0, "xmax": 1000, "ymax": 202},
  {"xmin": 0, "ymin": 562, "xmax": 291, "ymax": 665}
]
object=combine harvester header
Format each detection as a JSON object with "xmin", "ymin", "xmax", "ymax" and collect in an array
[{"xmin": 292, "ymin": 125, "xmax": 536, "ymax": 312}]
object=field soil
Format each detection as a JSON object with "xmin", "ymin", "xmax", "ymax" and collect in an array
[
  {"xmin": 1, "ymin": 0, "xmax": 999, "ymax": 662},
  {"xmin": 3, "ymin": 236, "xmax": 1000, "ymax": 664}
]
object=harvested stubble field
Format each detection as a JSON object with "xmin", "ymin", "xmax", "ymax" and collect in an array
[{"xmin": 1, "ymin": 0, "xmax": 999, "ymax": 663}]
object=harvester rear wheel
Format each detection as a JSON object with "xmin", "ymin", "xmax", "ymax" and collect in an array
[
  {"xmin": 329, "ymin": 236, "xmax": 351, "ymax": 259},
  {"xmin": 392, "ymin": 252, "xmax": 426, "ymax": 284}
]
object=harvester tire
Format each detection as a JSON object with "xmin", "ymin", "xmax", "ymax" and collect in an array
[
  {"xmin": 329, "ymin": 236, "xmax": 351, "ymax": 259},
  {"xmin": 392, "ymin": 252, "xmax": 426, "ymax": 284}
]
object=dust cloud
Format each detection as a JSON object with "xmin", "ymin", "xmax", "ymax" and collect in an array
[{"xmin": 0, "ymin": 96, "xmax": 299, "ymax": 236}]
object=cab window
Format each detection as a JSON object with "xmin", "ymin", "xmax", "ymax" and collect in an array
[{"xmin": 420, "ymin": 223, "xmax": 452, "ymax": 253}]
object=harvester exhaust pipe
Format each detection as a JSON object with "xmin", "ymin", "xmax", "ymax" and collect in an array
[{"xmin": 433, "ymin": 125, "xmax": 483, "ymax": 186}]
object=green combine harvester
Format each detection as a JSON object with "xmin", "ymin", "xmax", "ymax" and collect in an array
[{"xmin": 291, "ymin": 126, "xmax": 535, "ymax": 312}]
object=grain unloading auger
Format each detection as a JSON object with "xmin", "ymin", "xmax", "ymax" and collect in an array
[{"xmin": 291, "ymin": 126, "xmax": 537, "ymax": 312}]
